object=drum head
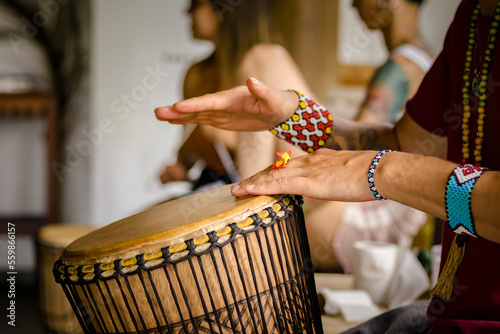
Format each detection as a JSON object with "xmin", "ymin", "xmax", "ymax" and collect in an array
[
  {"xmin": 38, "ymin": 224, "xmax": 95, "ymax": 249},
  {"xmin": 62, "ymin": 184, "xmax": 285, "ymax": 266}
]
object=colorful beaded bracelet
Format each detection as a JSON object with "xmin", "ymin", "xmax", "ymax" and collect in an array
[
  {"xmin": 368, "ymin": 150, "xmax": 394, "ymax": 200},
  {"xmin": 445, "ymin": 164, "xmax": 486, "ymax": 238},
  {"xmin": 270, "ymin": 90, "xmax": 333, "ymax": 153}
]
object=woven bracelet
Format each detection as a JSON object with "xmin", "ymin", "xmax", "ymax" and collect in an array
[
  {"xmin": 445, "ymin": 164, "xmax": 486, "ymax": 237},
  {"xmin": 270, "ymin": 90, "xmax": 333, "ymax": 153},
  {"xmin": 368, "ymin": 150, "xmax": 394, "ymax": 200}
]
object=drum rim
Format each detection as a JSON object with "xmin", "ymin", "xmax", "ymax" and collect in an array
[
  {"xmin": 61, "ymin": 186, "xmax": 288, "ymax": 266},
  {"xmin": 55, "ymin": 195, "xmax": 300, "ymax": 284}
]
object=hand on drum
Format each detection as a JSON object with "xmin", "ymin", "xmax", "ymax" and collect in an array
[
  {"xmin": 155, "ymin": 77, "xmax": 298, "ymax": 131},
  {"xmin": 231, "ymin": 149, "xmax": 380, "ymax": 202}
]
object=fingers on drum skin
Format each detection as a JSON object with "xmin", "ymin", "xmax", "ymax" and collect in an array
[{"xmin": 245, "ymin": 171, "xmax": 298, "ymax": 196}]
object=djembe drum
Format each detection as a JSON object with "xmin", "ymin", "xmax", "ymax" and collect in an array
[
  {"xmin": 38, "ymin": 224, "xmax": 95, "ymax": 334},
  {"xmin": 54, "ymin": 185, "xmax": 322, "ymax": 333}
]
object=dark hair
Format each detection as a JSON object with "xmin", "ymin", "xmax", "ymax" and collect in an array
[
  {"xmin": 407, "ymin": 0, "xmax": 425, "ymax": 5},
  {"xmin": 212, "ymin": 0, "xmax": 282, "ymax": 86}
]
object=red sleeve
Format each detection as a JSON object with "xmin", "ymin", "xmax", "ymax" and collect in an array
[
  {"xmin": 405, "ymin": 0, "xmax": 469, "ymax": 137},
  {"xmin": 406, "ymin": 51, "xmax": 450, "ymax": 136}
]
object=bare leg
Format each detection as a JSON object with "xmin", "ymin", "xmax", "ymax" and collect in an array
[{"xmin": 304, "ymin": 199, "xmax": 348, "ymax": 272}]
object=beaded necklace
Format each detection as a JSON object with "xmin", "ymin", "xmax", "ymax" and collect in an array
[{"xmin": 462, "ymin": 1, "xmax": 500, "ymax": 166}]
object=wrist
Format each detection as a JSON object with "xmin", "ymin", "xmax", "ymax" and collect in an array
[
  {"xmin": 445, "ymin": 164, "xmax": 487, "ymax": 238},
  {"xmin": 367, "ymin": 150, "xmax": 396, "ymax": 200},
  {"xmin": 270, "ymin": 90, "xmax": 333, "ymax": 152},
  {"xmin": 285, "ymin": 89, "xmax": 300, "ymax": 121}
]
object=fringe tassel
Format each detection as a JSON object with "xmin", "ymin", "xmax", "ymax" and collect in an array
[{"xmin": 431, "ymin": 234, "xmax": 467, "ymax": 301}]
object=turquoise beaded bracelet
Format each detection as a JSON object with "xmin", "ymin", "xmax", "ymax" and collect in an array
[{"xmin": 445, "ymin": 164, "xmax": 486, "ymax": 237}]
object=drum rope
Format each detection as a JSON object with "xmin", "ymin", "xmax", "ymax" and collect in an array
[
  {"xmin": 54, "ymin": 195, "xmax": 323, "ymax": 333},
  {"xmin": 207, "ymin": 245, "xmax": 240, "ymax": 332},
  {"xmin": 137, "ymin": 269, "xmax": 164, "ymax": 331},
  {"xmin": 101, "ymin": 278, "xmax": 128, "ymax": 333},
  {"xmin": 186, "ymin": 255, "xmax": 219, "ymax": 333},
  {"xmin": 162, "ymin": 265, "xmax": 189, "ymax": 333},
  {"xmin": 257, "ymin": 222, "xmax": 287, "ymax": 332},
  {"xmin": 229, "ymin": 224, "xmax": 265, "ymax": 332},
  {"xmin": 94, "ymin": 279, "xmax": 121, "ymax": 333},
  {"xmin": 275, "ymin": 210, "xmax": 307, "ymax": 332},
  {"xmin": 145, "ymin": 270, "xmax": 176, "ymax": 334}
]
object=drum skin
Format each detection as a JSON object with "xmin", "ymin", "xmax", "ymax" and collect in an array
[{"xmin": 54, "ymin": 184, "xmax": 322, "ymax": 333}]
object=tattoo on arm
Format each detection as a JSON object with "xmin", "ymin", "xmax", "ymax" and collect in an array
[
  {"xmin": 357, "ymin": 59, "xmax": 410, "ymax": 123},
  {"xmin": 325, "ymin": 117, "xmax": 392, "ymax": 151}
]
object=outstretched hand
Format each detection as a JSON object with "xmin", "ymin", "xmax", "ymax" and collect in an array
[
  {"xmin": 231, "ymin": 149, "xmax": 379, "ymax": 202},
  {"xmin": 155, "ymin": 77, "xmax": 299, "ymax": 131}
]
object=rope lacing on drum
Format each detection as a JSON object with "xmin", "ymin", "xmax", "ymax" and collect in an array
[{"xmin": 54, "ymin": 195, "xmax": 300, "ymax": 284}]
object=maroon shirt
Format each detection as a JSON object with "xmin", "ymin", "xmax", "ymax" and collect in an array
[{"xmin": 407, "ymin": 0, "xmax": 500, "ymax": 332}]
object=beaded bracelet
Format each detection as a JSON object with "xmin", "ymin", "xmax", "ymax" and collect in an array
[
  {"xmin": 368, "ymin": 150, "xmax": 394, "ymax": 200},
  {"xmin": 445, "ymin": 164, "xmax": 486, "ymax": 238},
  {"xmin": 270, "ymin": 90, "xmax": 333, "ymax": 153}
]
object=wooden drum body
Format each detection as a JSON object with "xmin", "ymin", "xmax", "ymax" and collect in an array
[
  {"xmin": 54, "ymin": 185, "xmax": 322, "ymax": 333},
  {"xmin": 38, "ymin": 224, "xmax": 95, "ymax": 334}
]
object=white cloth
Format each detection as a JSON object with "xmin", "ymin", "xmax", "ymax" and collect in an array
[{"xmin": 391, "ymin": 43, "xmax": 434, "ymax": 73}]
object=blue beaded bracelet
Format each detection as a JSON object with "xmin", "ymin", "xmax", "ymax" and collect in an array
[
  {"xmin": 367, "ymin": 150, "xmax": 394, "ymax": 200},
  {"xmin": 445, "ymin": 164, "xmax": 486, "ymax": 238}
]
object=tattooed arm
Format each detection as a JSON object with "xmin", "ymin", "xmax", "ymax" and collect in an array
[{"xmin": 356, "ymin": 59, "xmax": 410, "ymax": 123}]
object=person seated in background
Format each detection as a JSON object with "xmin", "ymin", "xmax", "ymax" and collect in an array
[
  {"xmin": 159, "ymin": 0, "xmax": 311, "ymax": 192},
  {"xmin": 302, "ymin": 0, "xmax": 434, "ymax": 273},
  {"xmin": 161, "ymin": 0, "xmax": 431, "ymax": 275}
]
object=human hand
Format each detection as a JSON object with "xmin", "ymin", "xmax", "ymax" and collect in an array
[
  {"xmin": 160, "ymin": 162, "xmax": 188, "ymax": 184},
  {"xmin": 231, "ymin": 149, "xmax": 379, "ymax": 202},
  {"xmin": 155, "ymin": 77, "xmax": 298, "ymax": 131}
]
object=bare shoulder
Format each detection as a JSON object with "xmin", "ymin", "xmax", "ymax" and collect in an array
[
  {"xmin": 240, "ymin": 44, "xmax": 295, "ymax": 70},
  {"xmin": 184, "ymin": 59, "xmax": 209, "ymax": 86},
  {"xmin": 238, "ymin": 43, "xmax": 313, "ymax": 94},
  {"xmin": 183, "ymin": 57, "xmax": 218, "ymax": 98}
]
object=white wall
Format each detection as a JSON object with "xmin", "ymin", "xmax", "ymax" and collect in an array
[{"xmin": 88, "ymin": 0, "xmax": 213, "ymax": 225}]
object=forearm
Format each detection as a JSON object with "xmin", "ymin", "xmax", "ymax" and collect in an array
[
  {"xmin": 375, "ymin": 151, "xmax": 500, "ymax": 244},
  {"xmin": 236, "ymin": 131, "xmax": 275, "ymax": 179},
  {"xmin": 324, "ymin": 117, "xmax": 398, "ymax": 151},
  {"xmin": 470, "ymin": 171, "xmax": 500, "ymax": 242}
]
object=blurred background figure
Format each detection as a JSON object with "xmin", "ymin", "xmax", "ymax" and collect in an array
[
  {"xmin": 159, "ymin": 0, "xmax": 311, "ymax": 191},
  {"xmin": 307, "ymin": 0, "xmax": 433, "ymax": 273},
  {"xmin": 352, "ymin": 0, "xmax": 432, "ymax": 122}
]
